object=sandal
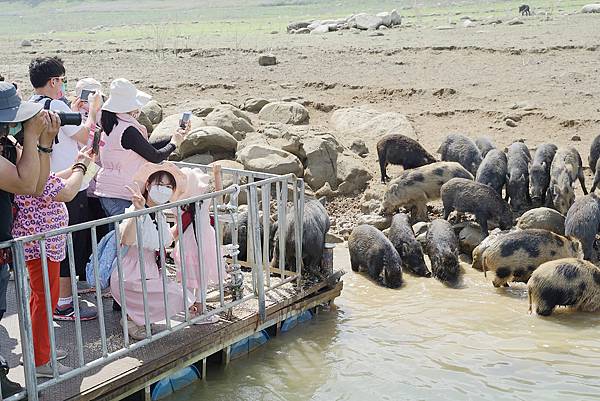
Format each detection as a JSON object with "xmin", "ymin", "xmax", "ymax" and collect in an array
[
  {"xmin": 121, "ymin": 318, "xmax": 150, "ymax": 341},
  {"xmin": 188, "ymin": 302, "xmax": 202, "ymax": 318},
  {"xmin": 193, "ymin": 314, "xmax": 220, "ymax": 326}
]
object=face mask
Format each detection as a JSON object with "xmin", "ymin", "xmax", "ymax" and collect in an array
[
  {"xmin": 8, "ymin": 123, "xmax": 22, "ymax": 137},
  {"xmin": 148, "ymin": 185, "xmax": 173, "ymax": 205}
]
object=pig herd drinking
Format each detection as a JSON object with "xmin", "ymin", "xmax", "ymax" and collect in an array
[{"xmin": 350, "ymin": 133, "xmax": 600, "ymax": 317}]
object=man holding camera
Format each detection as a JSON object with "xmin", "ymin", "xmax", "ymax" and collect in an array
[
  {"xmin": 0, "ymin": 81, "xmax": 60, "ymax": 396},
  {"xmin": 29, "ymin": 57, "xmax": 101, "ymax": 321}
]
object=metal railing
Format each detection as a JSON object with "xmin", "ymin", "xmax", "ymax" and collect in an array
[{"xmin": 0, "ymin": 164, "xmax": 305, "ymax": 401}]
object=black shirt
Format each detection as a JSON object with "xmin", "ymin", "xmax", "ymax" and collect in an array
[
  {"xmin": 0, "ymin": 137, "xmax": 17, "ymax": 242},
  {"xmin": 121, "ymin": 126, "xmax": 176, "ymax": 163}
]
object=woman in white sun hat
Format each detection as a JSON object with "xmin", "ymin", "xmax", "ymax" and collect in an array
[{"xmin": 94, "ymin": 78, "xmax": 191, "ymax": 218}]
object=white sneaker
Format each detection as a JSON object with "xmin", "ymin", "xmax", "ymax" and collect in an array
[{"xmin": 35, "ymin": 361, "xmax": 72, "ymax": 378}]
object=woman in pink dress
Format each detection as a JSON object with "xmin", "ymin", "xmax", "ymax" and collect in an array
[
  {"xmin": 110, "ymin": 162, "xmax": 190, "ymax": 341},
  {"xmin": 172, "ymin": 168, "xmax": 223, "ymax": 320}
]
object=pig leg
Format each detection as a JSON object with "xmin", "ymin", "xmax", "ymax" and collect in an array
[
  {"xmin": 579, "ymin": 168, "xmax": 588, "ymax": 195},
  {"xmin": 349, "ymin": 249, "xmax": 360, "ymax": 272},
  {"xmin": 477, "ymin": 216, "xmax": 489, "ymax": 237},
  {"xmin": 413, "ymin": 200, "xmax": 429, "ymax": 222},
  {"xmin": 379, "ymin": 158, "xmax": 389, "ymax": 184}
]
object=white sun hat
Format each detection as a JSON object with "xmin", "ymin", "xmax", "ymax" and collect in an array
[
  {"xmin": 102, "ymin": 78, "xmax": 152, "ymax": 113},
  {"xmin": 75, "ymin": 77, "xmax": 104, "ymax": 98}
]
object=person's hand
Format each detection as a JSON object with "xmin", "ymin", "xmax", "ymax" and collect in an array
[
  {"xmin": 71, "ymin": 98, "xmax": 84, "ymax": 113},
  {"xmin": 170, "ymin": 131, "xmax": 184, "ymax": 147},
  {"xmin": 75, "ymin": 146, "xmax": 95, "ymax": 167},
  {"xmin": 88, "ymin": 91, "xmax": 102, "ymax": 113},
  {"xmin": 125, "ymin": 183, "xmax": 145, "ymax": 210},
  {"xmin": 22, "ymin": 110, "xmax": 50, "ymax": 139},
  {"xmin": 39, "ymin": 111, "xmax": 60, "ymax": 147},
  {"xmin": 181, "ymin": 119, "xmax": 191, "ymax": 135},
  {"xmin": 170, "ymin": 121, "xmax": 191, "ymax": 147}
]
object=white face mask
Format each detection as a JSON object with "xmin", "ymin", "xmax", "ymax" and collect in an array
[{"xmin": 148, "ymin": 185, "xmax": 173, "ymax": 205}]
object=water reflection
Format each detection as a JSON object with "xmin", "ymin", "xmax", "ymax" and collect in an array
[{"xmin": 170, "ymin": 245, "xmax": 600, "ymax": 401}]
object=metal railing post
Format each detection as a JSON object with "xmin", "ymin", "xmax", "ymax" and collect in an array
[
  {"xmin": 39, "ymin": 240, "xmax": 59, "ymax": 378},
  {"xmin": 134, "ymin": 217, "xmax": 152, "ymax": 338},
  {"xmin": 294, "ymin": 178, "xmax": 305, "ymax": 288},
  {"xmin": 193, "ymin": 201, "xmax": 207, "ymax": 315},
  {"xmin": 66, "ymin": 233, "xmax": 84, "ymax": 366},
  {"xmin": 175, "ymin": 207, "xmax": 190, "ymax": 322},
  {"xmin": 155, "ymin": 212, "xmax": 171, "ymax": 330},
  {"xmin": 90, "ymin": 227, "xmax": 108, "ymax": 357},
  {"xmin": 12, "ymin": 241, "xmax": 38, "ymax": 400},
  {"xmin": 261, "ymin": 182, "xmax": 271, "ymax": 288},
  {"xmin": 249, "ymin": 186, "xmax": 266, "ymax": 321},
  {"xmin": 113, "ymin": 223, "xmax": 130, "ymax": 347}
]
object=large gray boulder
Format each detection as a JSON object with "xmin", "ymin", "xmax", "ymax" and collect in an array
[
  {"xmin": 185, "ymin": 99, "xmax": 221, "ymax": 117},
  {"xmin": 581, "ymin": 4, "xmax": 600, "ymax": 12},
  {"xmin": 352, "ymin": 13, "xmax": 384, "ymax": 30},
  {"xmin": 243, "ymin": 98, "xmax": 270, "ymax": 113},
  {"xmin": 178, "ymin": 126, "xmax": 238, "ymax": 159},
  {"xmin": 236, "ymin": 145, "xmax": 304, "ymax": 176},
  {"xmin": 136, "ymin": 111, "xmax": 154, "ymax": 134},
  {"xmin": 258, "ymin": 54, "xmax": 277, "ymax": 66},
  {"xmin": 391, "ymin": 10, "xmax": 402, "ymax": 25},
  {"xmin": 336, "ymin": 151, "xmax": 373, "ymax": 194},
  {"xmin": 141, "ymin": 100, "xmax": 163, "ymax": 124},
  {"xmin": 311, "ymin": 25, "xmax": 330, "ymax": 34},
  {"xmin": 204, "ymin": 107, "xmax": 254, "ymax": 136},
  {"xmin": 258, "ymin": 101, "xmax": 309, "ymax": 125},
  {"xmin": 303, "ymin": 134, "xmax": 344, "ymax": 191},
  {"xmin": 377, "ymin": 12, "xmax": 393, "ymax": 27},
  {"xmin": 149, "ymin": 113, "xmax": 205, "ymax": 144},
  {"xmin": 330, "ymin": 107, "xmax": 416, "ymax": 139}
]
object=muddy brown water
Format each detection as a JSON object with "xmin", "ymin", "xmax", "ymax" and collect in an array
[{"xmin": 169, "ymin": 246, "xmax": 600, "ymax": 401}]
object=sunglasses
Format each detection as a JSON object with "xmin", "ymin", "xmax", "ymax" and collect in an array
[{"xmin": 51, "ymin": 76, "xmax": 68, "ymax": 84}]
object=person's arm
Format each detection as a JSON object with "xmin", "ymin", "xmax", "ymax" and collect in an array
[
  {"xmin": 54, "ymin": 147, "xmax": 94, "ymax": 202},
  {"xmin": 121, "ymin": 126, "xmax": 176, "ymax": 163},
  {"xmin": 120, "ymin": 183, "xmax": 146, "ymax": 246},
  {"xmin": 33, "ymin": 112, "xmax": 61, "ymax": 196},
  {"xmin": 54, "ymin": 168, "xmax": 84, "ymax": 202},
  {"xmin": 57, "ymin": 92, "xmax": 102, "ymax": 145},
  {"xmin": 0, "ymin": 111, "xmax": 47, "ymax": 195}
]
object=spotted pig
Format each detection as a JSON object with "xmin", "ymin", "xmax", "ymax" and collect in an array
[
  {"xmin": 528, "ymin": 258, "xmax": 600, "ymax": 316},
  {"xmin": 480, "ymin": 229, "xmax": 583, "ymax": 287}
]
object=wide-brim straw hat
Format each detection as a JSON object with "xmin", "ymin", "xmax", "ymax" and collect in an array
[
  {"xmin": 133, "ymin": 162, "xmax": 188, "ymax": 203},
  {"xmin": 75, "ymin": 77, "xmax": 105, "ymax": 98},
  {"xmin": 179, "ymin": 167, "xmax": 211, "ymax": 201},
  {"xmin": 0, "ymin": 82, "xmax": 43, "ymax": 123},
  {"xmin": 102, "ymin": 78, "xmax": 151, "ymax": 113}
]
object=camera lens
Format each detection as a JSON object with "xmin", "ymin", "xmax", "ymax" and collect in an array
[{"xmin": 57, "ymin": 112, "xmax": 82, "ymax": 126}]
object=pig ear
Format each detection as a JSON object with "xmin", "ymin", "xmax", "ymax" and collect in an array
[
  {"xmin": 519, "ymin": 174, "xmax": 526, "ymax": 182},
  {"xmin": 318, "ymin": 197, "xmax": 327, "ymax": 206}
]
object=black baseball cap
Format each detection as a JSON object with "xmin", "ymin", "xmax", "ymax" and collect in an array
[{"xmin": 0, "ymin": 82, "xmax": 43, "ymax": 123}]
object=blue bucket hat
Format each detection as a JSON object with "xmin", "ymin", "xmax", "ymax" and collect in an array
[{"xmin": 0, "ymin": 82, "xmax": 43, "ymax": 123}]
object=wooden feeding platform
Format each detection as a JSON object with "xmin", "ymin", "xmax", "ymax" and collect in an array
[{"xmin": 1, "ymin": 269, "xmax": 343, "ymax": 401}]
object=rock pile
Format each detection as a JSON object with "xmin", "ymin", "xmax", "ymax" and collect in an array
[{"xmin": 287, "ymin": 10, "xmax": 401, "ymax": 34}]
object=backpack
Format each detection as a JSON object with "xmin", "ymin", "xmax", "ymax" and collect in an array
[{"xmin": 85, "ymin": 230, "xmax": 129, "ymax": 290}]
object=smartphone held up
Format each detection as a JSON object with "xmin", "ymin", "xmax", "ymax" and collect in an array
[{"xmin": 179, "ymin": 111, "xmax": 191, "ymax": 129}]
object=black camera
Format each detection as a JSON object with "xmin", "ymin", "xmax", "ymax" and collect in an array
[{"xmin": 57, "ymin": 112, "xmax": 82, "ymax": 126}]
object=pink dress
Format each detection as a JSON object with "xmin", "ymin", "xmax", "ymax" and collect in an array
[
  {"xmin": 110, "ymin": 206, "xmax": 189, "ymax": 326},
  {"xmin": 172, "ymin": 167, "xmax": 224, "ymax": 301},
  {"xmin": 173, "ymin": 201, "xmax": 222, "ymax": 292}
]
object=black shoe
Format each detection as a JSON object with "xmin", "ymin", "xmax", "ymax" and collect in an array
[
  {"xmin": 112, "ymin": 300, "xmax": 122, "ymax": 312},
  {"xmin": 0, "ymin": 373, "xmax": 23, "ymax": 397}
]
